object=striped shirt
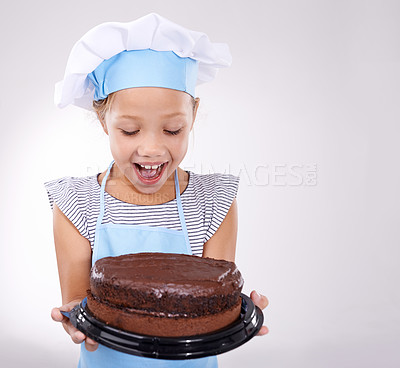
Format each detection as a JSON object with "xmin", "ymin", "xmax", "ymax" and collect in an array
[{"xmin": 44, "ymin": 171, "xmax": 240, "ymax": 256}]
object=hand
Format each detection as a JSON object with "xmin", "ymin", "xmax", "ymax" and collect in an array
[
  {"xmin": 250, "ymin": 290, "xmax": 269, "ymax": 336},
  {"xmin": 51, "ymin": 300, "xmax": 99, "ymax": 352}
]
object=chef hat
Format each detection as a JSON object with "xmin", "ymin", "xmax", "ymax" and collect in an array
[{"xmin": 54, "ymin": 12, "xmax": 232, "ymax": 111}]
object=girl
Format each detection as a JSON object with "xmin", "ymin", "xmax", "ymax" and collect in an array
[{"xmin": 45, "ymin": 13, "xmax": 268, "ymax": 368}]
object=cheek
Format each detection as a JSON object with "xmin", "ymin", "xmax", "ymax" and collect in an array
[
  {"xmin": 171, "ymin": 135, "xmax": 189, "ymax": 157},
  {"xmin": 108, "ymin": 134, "xmax": 132, "ymax": 159}
]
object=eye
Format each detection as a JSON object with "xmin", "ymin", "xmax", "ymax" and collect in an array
[
  {"xmin": 121, "ymin": 129, "xmax": 139, "ymax": 136},
  {"xmin": 165, "ymin": 128, "xmax": 182, "ymax": 135}
]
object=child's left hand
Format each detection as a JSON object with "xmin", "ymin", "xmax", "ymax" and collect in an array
[{"xmin": 250, "ymin": 290, "xmax": 269, "ymax": 336}]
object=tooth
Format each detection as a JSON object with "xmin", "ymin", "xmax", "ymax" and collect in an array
[{"xmin": 138, "ymin": 163, "xmax": 163, "ymax": 169}]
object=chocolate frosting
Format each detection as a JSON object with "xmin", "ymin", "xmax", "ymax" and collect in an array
[
  {"xmin": 91, "ymin": 252, "xmax": 243, "ymax": 295},
  {"xmin": 89, "ymin": 252, "xmax": 244, "ymax": 315}
]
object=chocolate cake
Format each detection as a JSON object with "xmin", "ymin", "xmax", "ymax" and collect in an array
[{"xmin": 86, "ymin": 252, "xmax": 244, "ymax": 337}]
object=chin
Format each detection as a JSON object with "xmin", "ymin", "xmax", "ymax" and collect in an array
[{"xmin": 136, "ymin": 182, "xmax": 164, "ymax": 194}]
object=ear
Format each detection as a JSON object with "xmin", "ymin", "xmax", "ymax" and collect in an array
[
  {"xmin": 96, "ymin": 111, "xmax": 109, "ymax": 135},
  {"xmin": 190, "ymin": 97, "xmax": 200, "ymax": 131}
]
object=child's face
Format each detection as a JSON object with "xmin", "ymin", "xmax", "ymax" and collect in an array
[{"xmin": 101, "ymin": 87, "xmax": 199, "ymax": 195}]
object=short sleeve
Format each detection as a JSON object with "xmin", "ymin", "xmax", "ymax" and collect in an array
[
  {"xmin": 204, "ymin": 173, "xmax": 240, "ymax": 243},
  {"xmin": 44, "ymin": 177, "xmax": 90, "ymax": 241}
]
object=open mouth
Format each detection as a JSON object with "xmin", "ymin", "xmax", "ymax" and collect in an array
[{"xmin": 133, "ymin": 162, "xmax": 167, "ymax": 182}]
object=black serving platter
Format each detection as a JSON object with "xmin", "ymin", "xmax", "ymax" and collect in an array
[{"xmin": 62, "ymin": 293, "xmax": 263, "ymax": 360}]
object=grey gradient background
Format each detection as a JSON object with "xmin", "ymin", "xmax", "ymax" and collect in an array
[{"xmin": 1, "ymin": 0, "xmax": 399, "ymax": 367}]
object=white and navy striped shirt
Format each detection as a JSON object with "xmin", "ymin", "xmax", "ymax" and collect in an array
[{"xmin": 44, "ymin": 171, "xmax": 240, "ymax": 256}]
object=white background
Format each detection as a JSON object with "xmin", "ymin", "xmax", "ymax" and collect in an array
[{"xmin": 0, "ymin": 0, "xmax": 399, "ymax": 367}]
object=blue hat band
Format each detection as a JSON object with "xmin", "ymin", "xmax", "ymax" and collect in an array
[{"xmin": 87, "ymin": 49, "xmax": 199, "ymax": 100}]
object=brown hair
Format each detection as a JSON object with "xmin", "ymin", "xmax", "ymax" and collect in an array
[
  {"xmin": 92, "ymin": 92, "xmax": 117, "ymax": 123},
  {"xmin": 92, "ymin": 92, "xmax": 197, "ymax": 123}
]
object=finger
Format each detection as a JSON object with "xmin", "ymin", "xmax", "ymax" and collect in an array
[
  {"xmin": 61, "ymin": 320, "xmax": 85, "ymax": 343},
  {"xmin": 51, "ymin": 307, "xmax": 68, "ymax": 323},
  {"xmin": 70, "ymin": 329, "xmax": 87, "ymax": 344},
  {"xmin": 250, "ymin": 290, "xmax": 269, "ymax": 310},
  {"xmin": 257, "ymin": 326, "xmax": 269, "ymax": 336},
  {"xmin": 64, "ymin": 321, "xmax": 80, "ymax": 336},
  {"xmin": 85, "ymin": 337, "xmax": 99, "ymax": 352}
]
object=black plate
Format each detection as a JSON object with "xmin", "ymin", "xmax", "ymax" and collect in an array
[{"xmin": 67, "ymin": 293, "xmax": 263, "ymax": 360}]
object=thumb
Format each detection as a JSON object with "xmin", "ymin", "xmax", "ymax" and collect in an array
[
  {"xmin": 250, "ymin": 290, "xmax": 269, "ymax": 310},
  {"xmin": 51, "ymin": 307, "xmax": 66, "ymax": 323}
]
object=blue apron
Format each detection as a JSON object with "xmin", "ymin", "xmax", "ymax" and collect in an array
[{"xmin": 78, "ymin": 160, "xmax": 218, "ymax": 368}]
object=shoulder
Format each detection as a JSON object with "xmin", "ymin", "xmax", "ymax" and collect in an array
[
  {"xmin": 44, "ymin": 175, "xmax": 99, "ymax": 211},
  {"xmin": 44, "ymin": 175, "xmax": 99, "ymax": 240},
  {"xmin": 186, "ymin": 171, "xmax": 240, "ymax": 214},
  {"xmin": 187, "ymin": 171, "xmax": 239, "ymax": 244},
  {"xmin": 44, "ymin": 174, "xmax": 99, "ymax": 189},
  {"xmin": 188, "ymin": 171, "xmax": 240, "ymax": 198}
]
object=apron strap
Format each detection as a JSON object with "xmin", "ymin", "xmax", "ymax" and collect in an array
[
  {"xmin": 96, "ymin": 160, "xmax": 114, "ymax": 229},
  {"xmin": 174, "ymin": 170, "xmax": 192, "ymax": 254}
]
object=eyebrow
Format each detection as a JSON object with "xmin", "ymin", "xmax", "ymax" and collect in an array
[{"xmin": 118, "ymin": 112, "xmax": 187, "ymax": 120}]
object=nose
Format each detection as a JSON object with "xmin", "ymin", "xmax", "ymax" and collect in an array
[{"xmin": 136, "ymin": 131, "xmax": 165, "ymax": 158}]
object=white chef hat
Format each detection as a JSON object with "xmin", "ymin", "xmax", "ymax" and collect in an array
[{"xmin": 54, "ymin": 12, "xmax": 232, "ymax": 111}]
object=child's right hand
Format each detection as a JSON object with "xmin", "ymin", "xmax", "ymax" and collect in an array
[{"xmin": 51, "ymin": 300, "xmax": 99, "ymax": 352}]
